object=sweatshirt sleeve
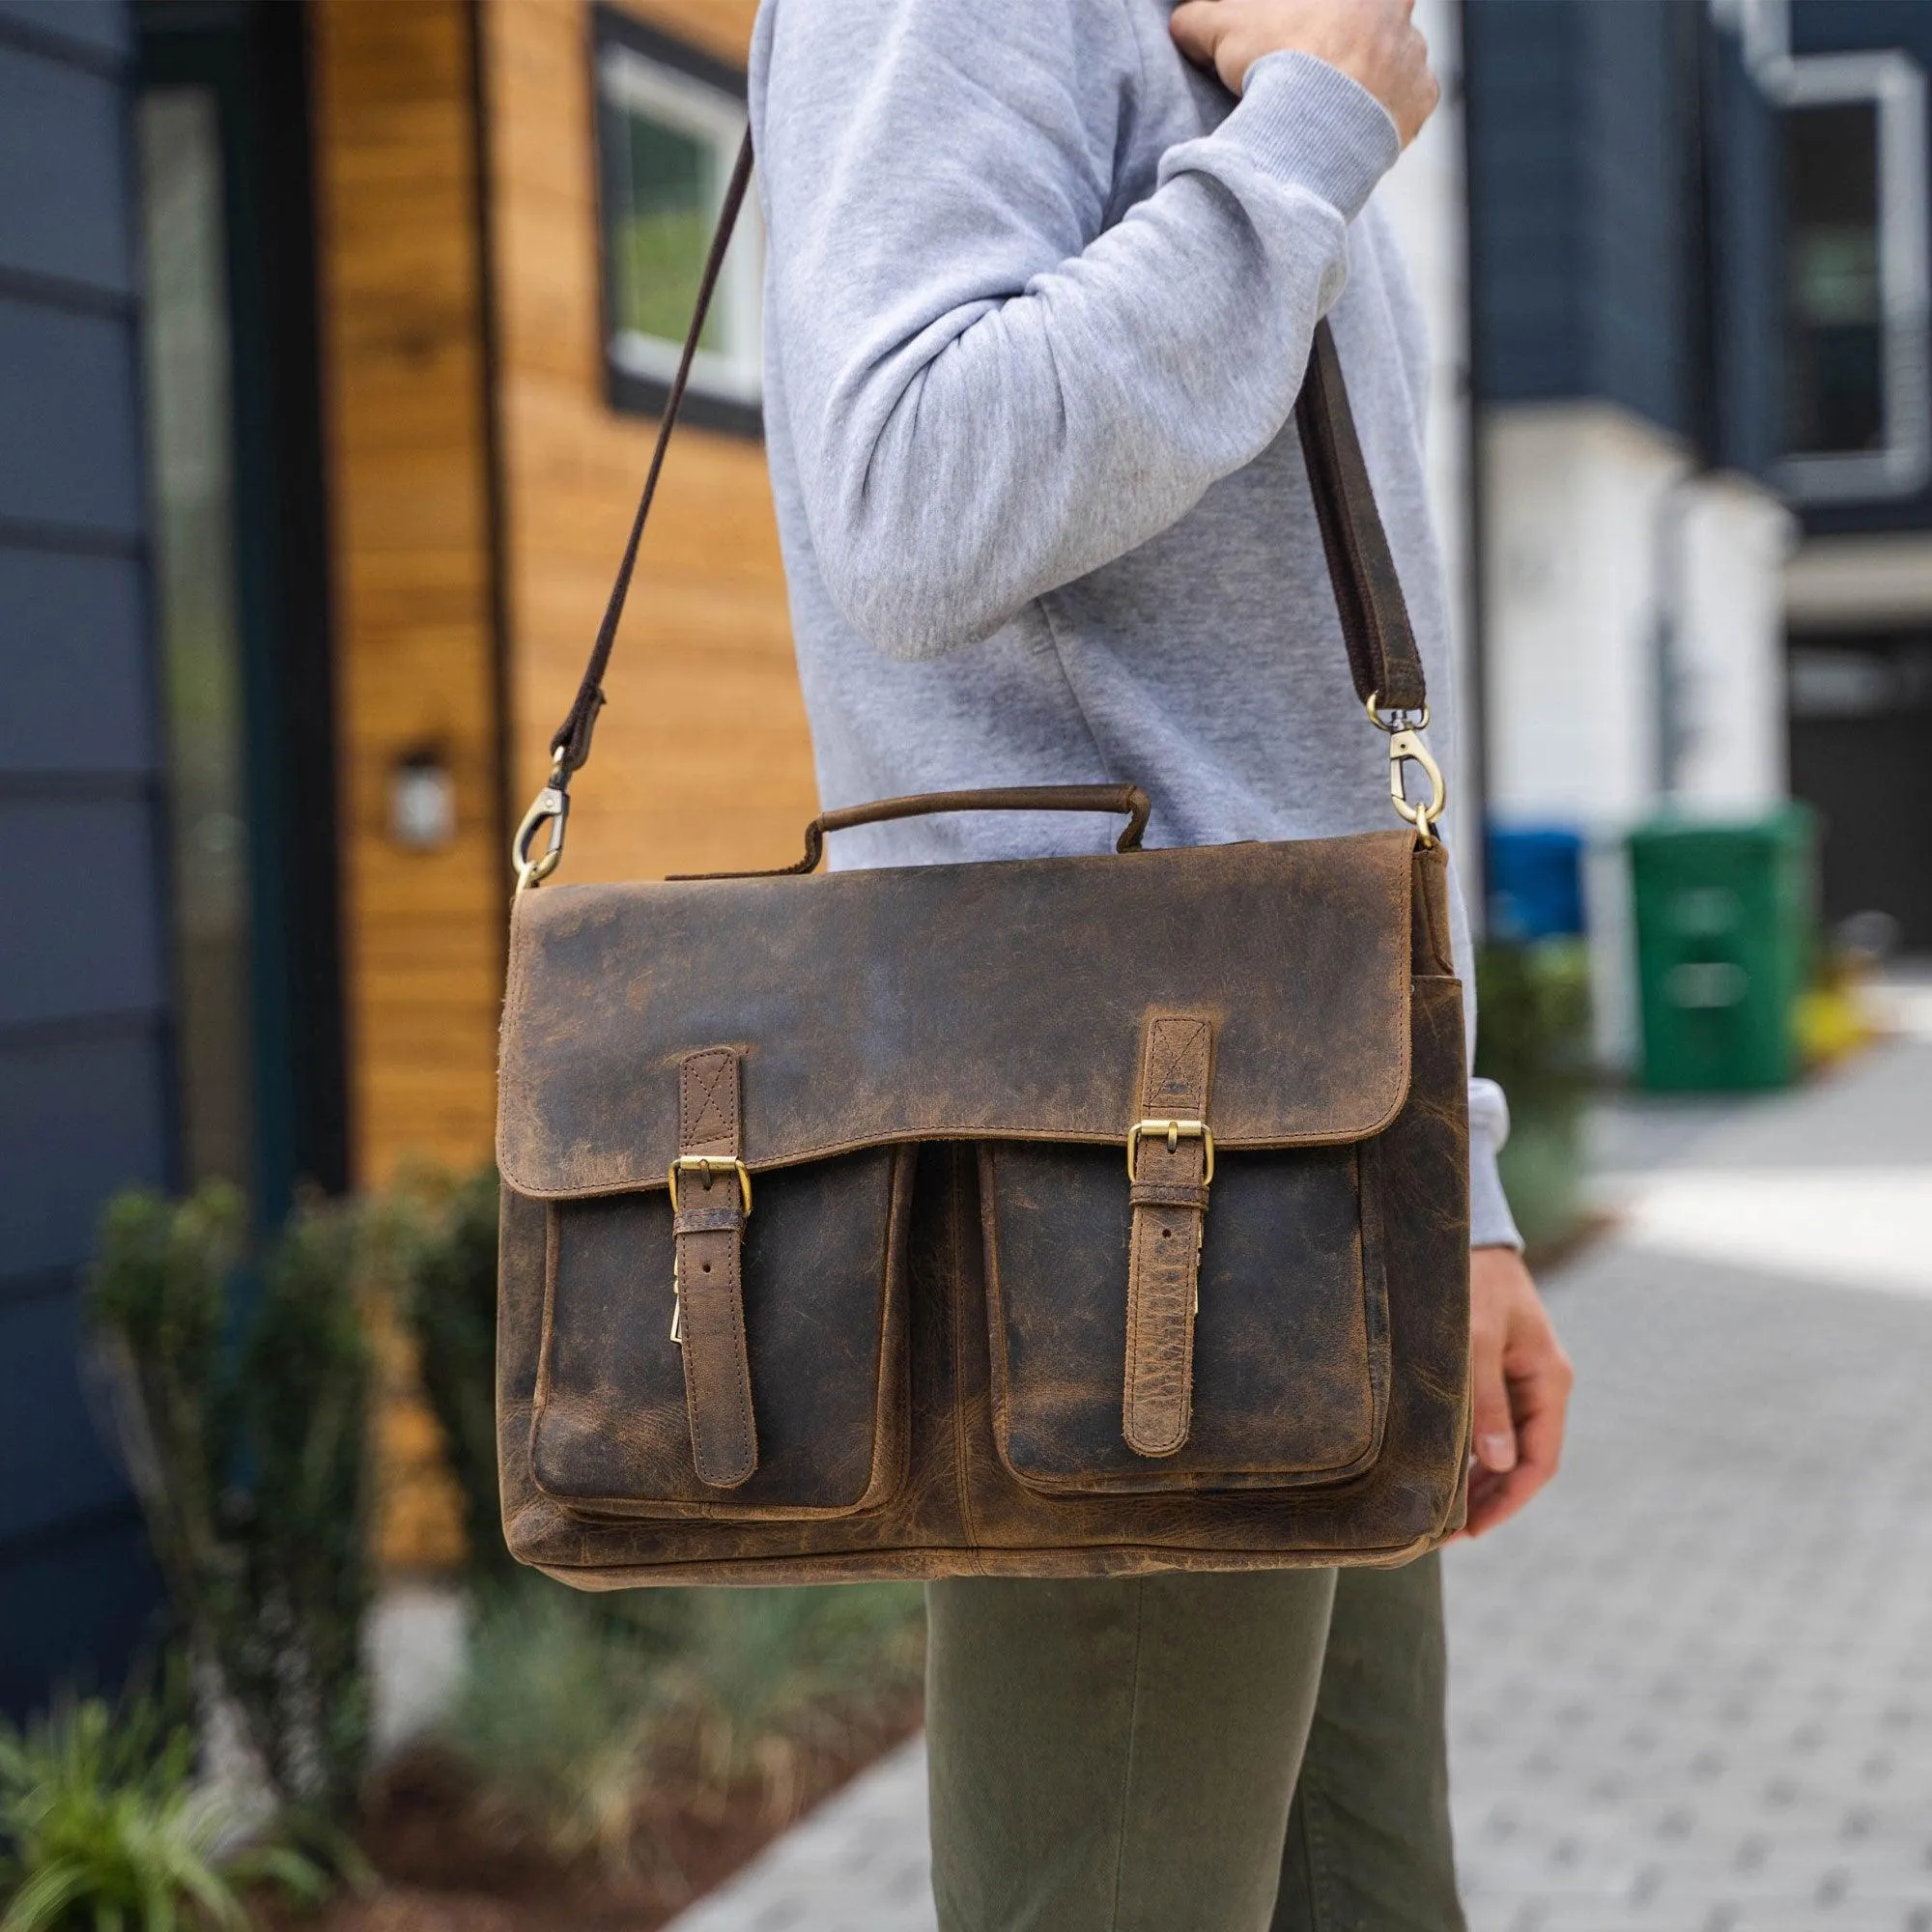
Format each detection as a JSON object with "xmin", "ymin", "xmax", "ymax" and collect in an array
[
  {"xmin": 752, "ymin": 1, "xmax": 1401, "ymax": 660},
  {"xmin": 1468, "ymin": 1078, "xmax": 1524, "ymax": 1251}
]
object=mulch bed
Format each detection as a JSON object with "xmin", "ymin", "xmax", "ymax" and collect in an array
[{"xmin": 259, "ymin": 1701, "xmax": 923, "ymax": 1932}]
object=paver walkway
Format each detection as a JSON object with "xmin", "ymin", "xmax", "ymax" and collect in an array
[{"xmin": 667, "ymin": 1032, "xmax": 1932, "ymax": 1932}]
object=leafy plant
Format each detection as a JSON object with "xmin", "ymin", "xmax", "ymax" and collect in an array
[
  {"xmin": 439, "ymin": 1577, "xmax": 925, "ymax": 1865},
  {"xmin": 1474, "ymin": 941, "xmax": 1596, "ymax": 1254},
  {"xmin": 391, "ymin": 1168, "xmax": 507, "ymax": 1580},
  {"xmin": 87, "ymin": 1187, "xmax": 375, "ymax": 1820},
  {"xmin": 652, "ymin": 1585, "xmax": 924, "ymax": 1816},
  {"xmin": 0, "ymin": 1687, "xmax": 327, "ymax": 1931},
  {"xmin": 87, "ymin": 1186, "xmax": 244, "ymax": 1662},
  {"xmin": 1473, "ymin": 939, "xmax": 1594, "ymax": 1117},
  {"xmin": 439, "ymin": 1577, "xmax": 665, "ymax": 1867},
  {"xmin": 229, "ymin": 1199, "xmax": 374, "ymax": 1814}
]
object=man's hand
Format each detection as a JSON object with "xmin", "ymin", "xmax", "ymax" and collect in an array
[
  {"xmin": 1170, "ymin": 0, "xmax": 1440, "ymax": 145},
  {"xmin": 1460, "ymin": 1245, "xmax": 1573, "ymax": 1539}
]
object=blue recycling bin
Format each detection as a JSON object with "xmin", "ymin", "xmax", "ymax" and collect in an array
[{"xmin": 1487, "ymin": 825, "xmax": 1586, "ymax": 943}]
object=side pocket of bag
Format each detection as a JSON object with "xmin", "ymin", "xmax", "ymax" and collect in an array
[
  {"xmin": 529, "ymin": 1146, "xmax": 915, "ymax": 1521},
  {"xmin": 980, "ymin": 1140, "xmax": 1393, "ymax": 1495}
]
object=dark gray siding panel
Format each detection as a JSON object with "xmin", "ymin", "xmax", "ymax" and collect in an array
[
  {"xmin": 1707, "ymin": 23, "xmax": 1781, "ymax": 478},
  {"xmin": 0, "ymin": 299, "xmax": 144, "ymax": 532},
  {"xmin": 0, "ymin": 1521, "xmax": 159, "ymax": 1717},
  {"xmin": 0, "ymin": 44, "xmax": 132, "ymax": 291},
  {"xmin": 0, "ymin": 800, "xmax": 165, "ymax": 1028},
  {"xmin": 0, "ymin": 551, "xmax": 154, "ymax": 772},
  {"xmin": 0, "ymin": 1288, "xmax": 134, "ymax": 1545},
  {"xmin": 0, "ymin": 1029, "xmax": 171, "ymax": 1282},
  {"xmin": 1467, "ymin": 0, "xmax": 1585, "ymax": 402},
  {"xmin": 1792, "ymin": 1, "xmax": 1932, "ymax": 64},
  {"xmin": 0, "ymin": 0, "xmax": 168, "ymax": 1714},
  {"xmin": 0, "ymin": 1, "xmax": 128, "ymax": 58},
  {"xmin": 1578, "ymin": 1, "xmax": 1689, "ymax": 435},
  {"xmin": 1468, "ymin": 0, "xmax": 1693, "ymax": 436}
]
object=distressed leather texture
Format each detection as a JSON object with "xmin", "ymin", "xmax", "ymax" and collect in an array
[
  {"xmin": 498, "ymin": 830, "xmax": 1417, "ymax": 1199},
  {"xmin": 1122, "ymin": 1016, "xmax": 1216, "ymax": 1457},
  {"xmin": 671, "ymin": 1048, "xmax": 757, "ymax": 1488},
  {"xmin": 497, "ymin": 838, "xmax": 1473, "ymax": 1584}
]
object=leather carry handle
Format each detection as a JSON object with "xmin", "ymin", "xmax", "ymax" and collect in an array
[
  {"xmin": 669, "ymin": 783, "xmax": 1151, "ymax": 880},
  {"xmin": 541, "ymin": 127, "xmax": 1428, "ymax": 797}
]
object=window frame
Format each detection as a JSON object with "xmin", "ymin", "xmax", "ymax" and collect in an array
[
  {"xmin": 589, "ymin": 6, "xmax": 762, "ymax": 439},
  {"xmin": 1770, "ymin": 49, "xmax": 1930, "ymax": 502}
]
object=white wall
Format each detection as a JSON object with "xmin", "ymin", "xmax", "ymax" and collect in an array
[
  {"xmin": 1670, "ymin": 475, "xmax": 1795, "ymax": 808},
  {"xmin": 1480, "ymin": 405, "xmax": 1791, "ymax": 1065},
  {"xmin": 1483, "ymin": 404, "xmax": 1688, "ymax": 826}
]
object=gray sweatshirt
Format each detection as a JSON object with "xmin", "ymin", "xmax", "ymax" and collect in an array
[{"xmin": 747, "ymin": 0, "xmax": 1520, "ymax": 1248}]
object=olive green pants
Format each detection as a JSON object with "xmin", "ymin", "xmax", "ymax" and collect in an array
[{"xmin": 925, "ymin": 1556, "xmax": 1463, "ymax": 1932}]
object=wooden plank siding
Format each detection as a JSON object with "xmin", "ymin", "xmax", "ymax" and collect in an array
[
  {"xmin": 309, "ymin": 0, "xmax": 806, "ymax": 1572},
  {"xmin": 481, "ymin": 0, "xmax": 817, "ymax": 887},
  {"xmin": 311, "ymin": 0, "xmax": 503, "ymax": 1186},
  {"xmin": 311, "ymin": 0, "xmax": 497, "ymax": 1572}
]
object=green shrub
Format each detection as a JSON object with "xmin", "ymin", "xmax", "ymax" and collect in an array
[
  {"xmin": 229, "ymin": 1199, "xmax": 374, "ymax": 1814},
  {"xmin": 1473, "ymin": 939, "xmax": 1594, "ymax": 1117},
  {"xmin": 0, "ymin": 1687, "xmax": 327, "ymax": 1931},
  {"xmin": 653, "ymin": 1585, "xmax": 925, "ymax": 1805},
  {"xmin": 439, "ymin": 1577, "xmax": 665, "ymax": 1867},
  {"xmin": 440, "ymin": 1577, "xmax": 925, "ymax": 1862},
  {"xmin": 1474, "ymin": 941, "xmax": 1596, "ymax": 1253},
  {"xmin": 390, "ymin": 1168, "xmax": 507, "ymax": 1580},
  {"xmin": 87, "ymin": 1187, "xmax": 375, "ymax": 1819}
]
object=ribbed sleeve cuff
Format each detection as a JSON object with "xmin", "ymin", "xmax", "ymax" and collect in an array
[
  {"xmin": 1468, "ymin": 1078, "xmax": 1524, "ymax": 1251},
  {"xmin": 1215, "ymin": 50, "xmax": 1401, "ymax": 223}
]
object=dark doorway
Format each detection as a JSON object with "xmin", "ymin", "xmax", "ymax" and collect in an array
[
  {"xmin": 1787, "ymin": 629, "xmax": 1932, "ymax": 954},
  {"xmin": 136, "ymin": 0, "xmax": 346, "ymax": 1217}
]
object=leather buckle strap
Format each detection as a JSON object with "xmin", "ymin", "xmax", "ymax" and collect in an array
[
  {"xmin": 671, "ymin": 1048, "xmax": 758, "ymax": 1488},
  {"xmin": 1122, "ymin": 1016, "xmax": 1215, "ymax": 1458}
]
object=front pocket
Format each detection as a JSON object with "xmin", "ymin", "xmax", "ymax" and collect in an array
[
  {"xmin": 531, "ymin": 1147, "xmax": 913, "ymax": 1520},
  {"xmin": 980, "ymin": 1141, "xmax": 1390, "ymax": 1493}
]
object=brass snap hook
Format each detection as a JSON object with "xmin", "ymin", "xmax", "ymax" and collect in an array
[
  {"xmin": 1366, "ymin": 693, "xmax": 1446, "ymax": 845},
  {"xmin": 512, "ymin": 774, "xmax": 570, "ymax": 892}
]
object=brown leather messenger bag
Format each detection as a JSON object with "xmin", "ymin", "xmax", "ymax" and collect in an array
[{"xmin": 496, "ymin": 133, "xmax": 1472, "ymax": 1586}]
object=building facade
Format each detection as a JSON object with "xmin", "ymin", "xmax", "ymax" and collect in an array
[
  {"xmin": 1466, "ymin": 0, "xmax": 1932, "ymax": 1064},
  {"xmin": 2, "ymin": 0, "xmax": 813, "ymax": 1713}
]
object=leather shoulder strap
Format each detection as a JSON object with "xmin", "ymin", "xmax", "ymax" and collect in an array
[
  {"xmin": 549, "ymin": 131, "xmax": 757, "ymax": 776},
  {"xmin": 547, "ymin": 128, "xmax": 1426, "ymax": 777}
]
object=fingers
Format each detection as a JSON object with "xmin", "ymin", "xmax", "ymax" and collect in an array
[
  {"xmin": 1461, "ymin": 1329, "xmax": 1569, "ymax": 1538},
  {"xmin": 1169, "ymin": 1, "xmax": 1225, "ymax": 71},
  {"xmin": 1457, "ymin": 1247, "xmax": 1575, "ymax": 1540},
  {"xmin": 1469, "ymin": 1294, "xmax": 1516, "ymax": 1476},
  {"xmin": 1461, "ymin": 1353, "xmax": 1570, "ymax": 1537}
]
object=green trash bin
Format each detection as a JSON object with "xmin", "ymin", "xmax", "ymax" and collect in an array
[{"xmin": 1628, "ymin": 806, "xmax": 1818, "ymax": 1092}]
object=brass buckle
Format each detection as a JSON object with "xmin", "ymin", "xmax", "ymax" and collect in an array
[
  {"xmin": 667, "ymin": 1155, "xmax": 753, "ymax": 1216},
  {"xmin": 1125, "ymin": 1120, "xmax": 1215, "ymax": 1184},
  {"xmin": 668, "ymin": 1156, "xmax": 752, "ymax": 1345}
]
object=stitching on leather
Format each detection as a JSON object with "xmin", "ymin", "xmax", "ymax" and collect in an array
[
  {"xmin": 681, "ymin": 1050, "xmax": 736, "ymax": 1147},
  {"xmin": 1145, "ymin": 1016, "xmax": 1208, "ymax": 1108}
]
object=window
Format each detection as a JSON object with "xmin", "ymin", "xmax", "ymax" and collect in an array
[
  {"xmin": 1774, "ymin": 53, "xmax": 1930, "ymax": 500},
  {"xmin": 139, "ymin": 86, "xmax": 257, "ymax": 1194},
  {"xmin": 593, "ymin": 9, "xmax": 760, "ymax": 434}
]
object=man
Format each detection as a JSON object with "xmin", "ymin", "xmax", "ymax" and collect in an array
[{"xmin": 748, "ymin": 1, "xmax": 1573, "ymax": 1923}]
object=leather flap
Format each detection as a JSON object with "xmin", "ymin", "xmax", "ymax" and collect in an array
[{"xmin": 498, "ymin": 829, "xmax": 1417, "ymax": 1201}]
